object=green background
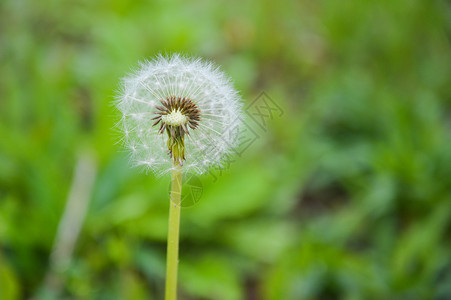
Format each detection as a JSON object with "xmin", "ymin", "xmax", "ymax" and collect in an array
[{"xmin": 1, "ymin": 0, "xmax": 451, "ymax": 299}]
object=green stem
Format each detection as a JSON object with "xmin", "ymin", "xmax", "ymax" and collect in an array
[{"xmin": 165, "ymin": 163, "xmax": 182, "ymax": 300}]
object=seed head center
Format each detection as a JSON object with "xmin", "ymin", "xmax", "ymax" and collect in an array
[
  {"xmin": 151, "ymin": 96, "xmax": 201, "ymax": 164},
  {"xmin": 161, "ymin": 109, "xmax": 187, "ymax": 126}
]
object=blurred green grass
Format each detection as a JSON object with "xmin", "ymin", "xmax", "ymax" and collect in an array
[{"xmin": 1, "ymin": 0, "xmax": 451, "ymax": 299}]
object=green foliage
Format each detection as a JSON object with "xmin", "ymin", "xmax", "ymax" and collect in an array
[{"xmin": 1, "ymin": 0, "xmax": 451, "ymax": 299}]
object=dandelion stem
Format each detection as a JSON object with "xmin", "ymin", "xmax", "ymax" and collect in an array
[{"xmin": 165, "ymin": 162, "xmax": 182, "ymax": 300}]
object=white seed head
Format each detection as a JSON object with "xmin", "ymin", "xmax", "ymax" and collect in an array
[{"xmin": 115, "ymin": 53, "xmax": 243, "ymax": 176}]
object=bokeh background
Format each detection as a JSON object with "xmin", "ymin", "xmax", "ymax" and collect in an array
[{"xmin": 1, "ymin": 0, "xmax": 451, "ymax": 299}]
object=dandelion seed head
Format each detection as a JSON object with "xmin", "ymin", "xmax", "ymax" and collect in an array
[{"xmin": 115, "ymin": 53, "xmax": 243, "ymax": 176}]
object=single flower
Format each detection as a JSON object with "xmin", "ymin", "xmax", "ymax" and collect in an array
[{"xmin": 115, "ymin": 53, "xmax": 243, "ymax": 175}]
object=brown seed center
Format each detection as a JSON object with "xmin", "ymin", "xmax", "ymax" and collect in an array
[{"xmin": 151, "ymin": 96, "xmax": 201, "ymax": 164}]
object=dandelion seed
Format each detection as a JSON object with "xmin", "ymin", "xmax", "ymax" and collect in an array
[{"xmin": 115, "ymin": 53, "xmax": 243, "ymax": 175}]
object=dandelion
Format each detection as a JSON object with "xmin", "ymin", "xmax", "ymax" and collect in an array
[
  {"xmin": 114, "ymin": 53, "xmax": 243, "ymax": 300},
  {"xmin": 115, "ymin": 53, "xmax": 243, "ymax": 176}
]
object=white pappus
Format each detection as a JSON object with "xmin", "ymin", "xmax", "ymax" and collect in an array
[{"xmin": 115, "ymin": 53, "xmax": 243, "ymax": 176}]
